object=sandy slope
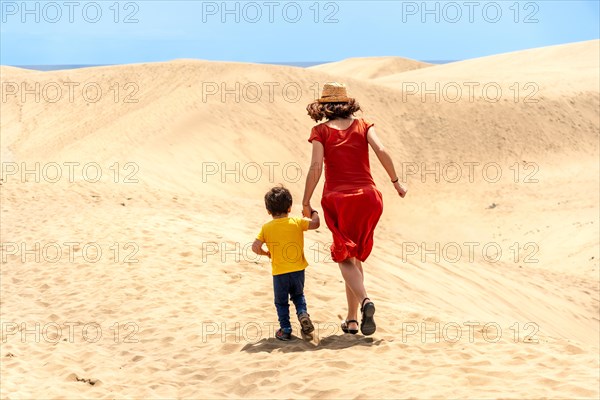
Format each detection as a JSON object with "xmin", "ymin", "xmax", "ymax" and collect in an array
[{"xmin": 1, "ymin": 40, "xmax": 599, "ymax": 399}]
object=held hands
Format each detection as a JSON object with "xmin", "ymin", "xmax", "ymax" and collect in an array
[
  {"xmin": 302, "ymin": 204, "xmax": 314, "ymax": 218},
  {"xmin": 394, "ymin": 181, "xmax": 408, "ymax": 198}
]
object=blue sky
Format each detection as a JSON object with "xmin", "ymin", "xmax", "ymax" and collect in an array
[{"xmin": 1, "ymin": 0, "xmax": 599, "ymax": 65}]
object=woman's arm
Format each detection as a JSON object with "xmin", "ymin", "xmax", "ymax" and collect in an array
[
  {"xmin": 367, "ymin": 127, "xmax": 408, "ymax": 198},
  {"xmin": 302, "ymin": 141, "xmax": 325, "ymax": 217}
]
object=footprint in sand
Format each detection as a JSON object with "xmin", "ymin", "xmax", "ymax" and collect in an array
[
  {"xmin": 67, "ymin": 373, "xmax": 101, "ymax": 386},
  {"xmin": 564, "ymin": 343, "xmax": 585, "ymax": 355}
]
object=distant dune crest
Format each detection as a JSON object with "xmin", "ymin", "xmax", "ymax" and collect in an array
[{"xmin": 310, "ymin": 56, "xmax": 432, "ymax": 80}]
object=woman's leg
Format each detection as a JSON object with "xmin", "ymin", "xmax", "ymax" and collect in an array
[
  {"xmin": 355, "ymin": 259, "xmax": 364, "ymax": 281},
  {"xmin": 343, "ymin": 259, "xmax": 364, "ymax": 330},
  {"xmin": 343, "ymin": 282, "xmax": 359, "ymax": 330},
  {"xmin": 340, "ymin": 258, "xmax": 369, "ymax": 330}
]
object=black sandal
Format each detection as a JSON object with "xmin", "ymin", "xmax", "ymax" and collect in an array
[
  {"xmin": 341, "ymin": 319, "xmax": 359, "ymax": 335},
  {"xmin": 360, "ymin": 298, "xmax": 376, "ymax": 336}
]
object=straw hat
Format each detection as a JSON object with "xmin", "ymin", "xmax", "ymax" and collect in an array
[{"xmin": 317, "ymin": 82, "xmax": 352, "ymax": 103}]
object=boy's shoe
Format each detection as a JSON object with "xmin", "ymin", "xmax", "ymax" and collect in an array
[
  {"xmin": 275, "ymin": 328, "xmax": 292, "ymax": 341},
  {"xmin": 298, "ymin": 312, "xmax": 315, "ymax": 335}
]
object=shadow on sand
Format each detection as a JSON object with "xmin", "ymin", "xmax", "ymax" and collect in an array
[{"xmin": 240, "ymin": 333, "xmax": 384, "ymax": 353}]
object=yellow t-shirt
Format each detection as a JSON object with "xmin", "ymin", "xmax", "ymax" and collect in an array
[{"xmin": 256, "ymin": 217, "xmax": 310, "ymax": 276}]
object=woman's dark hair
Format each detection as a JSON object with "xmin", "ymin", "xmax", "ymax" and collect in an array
[
  {"xmin": 306, "ymin": 99, "xmax": 361, "ymax": 122},
  {"xmin": 264, "ymin": 186, "xmax": 293, "ymax": 216}
]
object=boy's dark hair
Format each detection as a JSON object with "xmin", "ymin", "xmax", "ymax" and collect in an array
[
  {"xmin": 306, "ymin": 99, "xmax": 361, "ymax": 122},
  {"xmin": 264, "ymin": 186, "xmax": 293, "ymax": 216}
]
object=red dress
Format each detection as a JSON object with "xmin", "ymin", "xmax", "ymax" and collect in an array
[{"xmin": 308, "ymin": 118, "xmax": 383, "ymax": 262}]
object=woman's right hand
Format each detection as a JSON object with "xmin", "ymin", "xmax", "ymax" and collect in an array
[
  {"xmin": 394, "ymin": 181, "xmax": 408, "ymax": 198},
  {"xmin": 302, "ymin": 204, "xmax": 314, "ymax": 218}
]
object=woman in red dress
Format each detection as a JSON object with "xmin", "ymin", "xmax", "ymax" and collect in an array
[{"xmin": 302, "ymin": 83, "xmax": 407, "ymax": 336}]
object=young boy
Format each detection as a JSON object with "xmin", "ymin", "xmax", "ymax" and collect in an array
[{"xmin": 252, "ymin": 185, "xmax": 320, "ymax": 341}]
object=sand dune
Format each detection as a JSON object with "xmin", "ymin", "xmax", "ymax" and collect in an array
[
  {"xmin": 0, "ymin": 66, "xmax": 35, "ymax": 77},
  {"xmin": 310, "ymin": 56, "xmax": 431, "ymax": 80},
  {"xmin": 377, "ymin": 39, "xmax": 600, "ymax": 93},
  {"xmin": 1, "ymin": 40, "xmax": 599, "ymax": 398}
]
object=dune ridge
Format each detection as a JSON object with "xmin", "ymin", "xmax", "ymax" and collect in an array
[{"xmin": 309, "ymin": 56, "xmax": 432, "ymax": 80}]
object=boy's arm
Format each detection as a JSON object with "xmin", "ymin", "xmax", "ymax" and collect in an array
[
  {"xmin": 251, "ymin": 239, "xmax": 270, "ymax": 258},
  {"xmin": 307, "ymin": 210, "xmax": 320, "ymax": 230}
]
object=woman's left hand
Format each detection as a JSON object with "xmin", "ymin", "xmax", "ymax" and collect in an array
[
  {"xmin": 394, "ymin": 181, "xmax": 408, "ymax": 198},
  {"xmin": 302, "ymin": 204, "xmax": 313, "ymax": 218}
]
